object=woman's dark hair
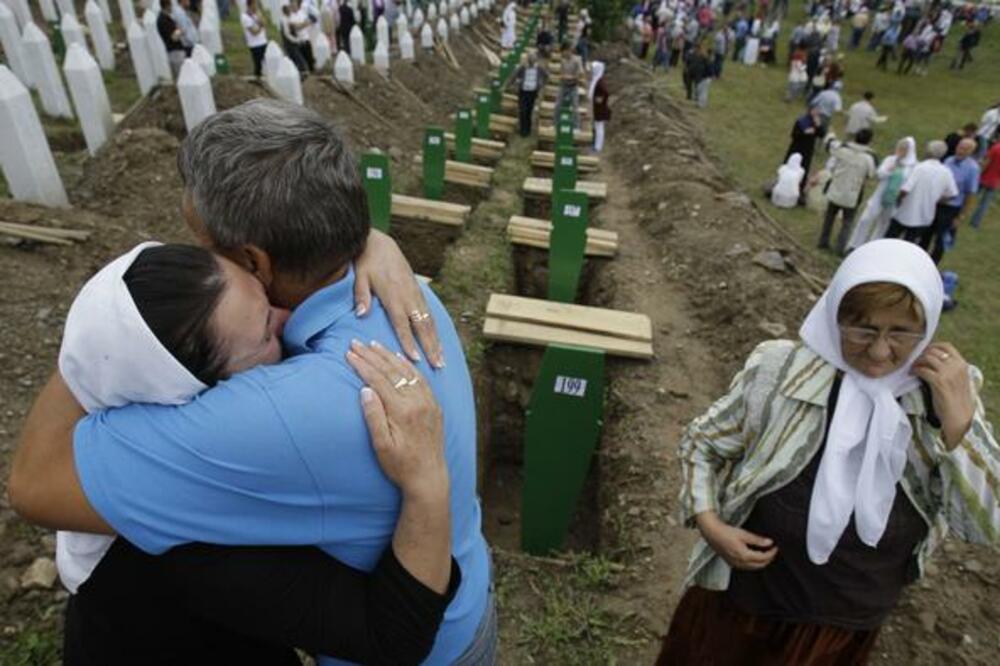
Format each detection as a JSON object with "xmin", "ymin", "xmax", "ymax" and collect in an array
[{"xmin": 124, "ymin": 244, "xmax": 228, "ymax": 386}]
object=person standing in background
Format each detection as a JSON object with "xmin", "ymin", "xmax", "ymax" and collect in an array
[
  {"xmin": 845, "ymin": 91, "xmax": 887, "ymax": 140},
  {"xmin": 969, "ymin": 136, "xmax": 1000, "ymax": 229},
  {"xmin": 241, "ymin": 0, "xmax": 268, "ymax": 78},
  {"xmin": 590, "ymin": 61, "xmax": 610, "ymax": 152},
  {"xmin": 509, "ymin": 53, "xmax": 548, "ymax": 137}
]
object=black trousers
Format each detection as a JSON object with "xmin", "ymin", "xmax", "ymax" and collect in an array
[
  {"xmin": 885, "ymin": 218, "xmax": 929, "ymax": 244},
  {"xmin": 818, "ymin": 202, "xmax": 858, "ymax": 255},
  {"xmin": 927, "ymin": 203, "xmax": 962, "ymax": 263},
  {"xmin": 249, "ymin": 44, "xmax": 266, "ymax": 78},
  {"xmin": 518, "ymin": 88, "xmax": 538, "ymax": 136}
]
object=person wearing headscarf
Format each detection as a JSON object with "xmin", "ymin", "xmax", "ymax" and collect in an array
[
  {"xmin": 500, "ymin": 1, "xmax": 517, "ymax": 50},
  {"xmin": 771, "ymin": 152, "xmax": 805, "ymax": 208},
  {"xmin": 847, "ymin": 137, "xmax": 918, "ymax": 251},
  {"xmin": 656, "ymin": 239, "xmax": 999, "ymax": 665},
  {"xmin": 589, "ymin": 61, "xmax": 609, "ymax": 153}
]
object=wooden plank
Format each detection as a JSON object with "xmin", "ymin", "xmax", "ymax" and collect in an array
[
  {"xmin": 0, "ymin": 223, "xmax": 73, "ymax": 246},
  {"xmin": 0, "ymin": 220, "xmax": 91, "ymax": 240},
  {"xmin": 509, "ymin": 216, "xmax": 618, "ymax": 243},
  {"xmin": 487, "ymin": 293, "xmax": 652, "ymax": 342},
  {"xmin": 483, "ymin": 317, "xmax": 654, "ymax": 360},
  {"xmin": 522, "ymin": 177, "xmax": 607, "ymax": 200},
  {"xmin": 530, "ymin": 151, "xmax": 599, "ymax": 172},
  {"xmin": 508, "ymin": 229, "xmax": 617, "ymax": 258},
  {"xmin": 414, "ymin": 155, "xmax": 494, "ymax": 187},
  {"xmin": 391, "ymin": 194, "xmax": 469, "ymax": 226},
  {"xmin": 537, "ymin": 125, "xmax": 594, "ymax": 145}
]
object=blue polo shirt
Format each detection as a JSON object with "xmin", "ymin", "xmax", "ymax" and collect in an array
[
  {"xmin": 73, "ymin": 267, "xmax": 489, "ymax": 665},
  {"xmin": 943, "ymin": 155, "xmax": 980, "ymax": 208}
]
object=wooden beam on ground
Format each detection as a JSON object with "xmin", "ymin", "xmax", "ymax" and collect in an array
[
  {"xmin": 537, "ymin": 124, "xmax": 594, "ymax": 146},
  {"xmin": 507, "ymin": 215, "xmax": 618, "ymax": 257},
  {"xmin": 0, "ymin": 220, "xmax": 91, "ymax": 245},
  {"xmin": 483, "ymin": 294, "xmax": 654, "ymax": 360},
  {"xmin": 391, "ymin": 194, "xmax": 470, "ymax": 227},
  {"xmin": 530, "ymin": 150, "xmax": 599, "ymax": 173},
  {"xmin": 538, "ymin": 100, "xmax": 590, "ymax": 119},
  {"xmin": 414, "ymin": 155, "xmax": 494, "ymax": 189},
  {"xmin": 522, "ymin": 176, "xmax": 607, "ymax": 201},
  {"xmin": 445, "ymin": 133, "xmax": 506, "ymax": 162}
]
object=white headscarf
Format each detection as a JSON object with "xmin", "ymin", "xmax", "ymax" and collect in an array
[
  {"xmin": 899, "ymin": 136, "xmax": 917, "ymax": 167},
  {"xmin": 56, "ymin": 242, "xmax": 209, "ymax": 594},
  {"xmin": 800, "ymin": 239, "xmax": 943, "ymax": 564},
  {"xmin": 588, "ymin": 60, "xmax": 605, "ymax": 100},
  {"xmin": 59, "ymin": 242, "xmax": 207, "ymax": 412}
]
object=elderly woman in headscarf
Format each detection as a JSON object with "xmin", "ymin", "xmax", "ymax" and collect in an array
[
  {"xmin": 847, "ymin": 137, "xmax": 918, "ymax": 251},
  {"xmin": 656, "ymin": 239, "xmax": 999, "ymax": 665},
  {"xmin": 589, "ymin": 61, "xmax": 609, "ymax": 153},
  {"xmin": 771, "ymin": 152, "xmax": 805, "ymax": 208}
]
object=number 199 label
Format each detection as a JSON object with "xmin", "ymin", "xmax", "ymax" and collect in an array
[{"xmin": 554, "ymin": 376, "xmax": 587, "ymax": 397}]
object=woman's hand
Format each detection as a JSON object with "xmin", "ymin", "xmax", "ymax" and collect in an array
[
  {"xmin": 353, "ymin": 230, "xmax": 445, "ymax": 369},
  {"xmin": 346, "ymin": 339, "xmax": 448, "ymax": 499},
  {"xmin": 696, "ymin": 511, "xmax": 778, "ymax": 571},
  {"xmin": 912, "ymin": 342, "xmax": 976, "ymax": 450}
]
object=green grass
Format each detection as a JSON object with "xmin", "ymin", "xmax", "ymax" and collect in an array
[
  {"xmin": 0, "ymin": 629, "xmax": 61, "ymax": 666},
  {"xmin": 651, "ymin": 6, "xmax": 1000, "ymax": 411}
]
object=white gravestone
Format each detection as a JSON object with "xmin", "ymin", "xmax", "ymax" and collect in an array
[
  {"xmin": 311, "ymin": 31, "xmax": 331, "ymax": 71},
  {"xmin": 191, "ymin": 43, "xmax": 216, "ymax": 77},
  {"xmin": 375, "ymin": 14, "xmax": 388, "ymax": 46},
  {"xmin": 117, "ymin": 0, "xmax": 136, "ymax": 30},
  {"xmin": 399, "ymin": 27, "xmax": 414, "ymax": 60},
  {"xmin": 38, "ymin": 0, "xmax": 58, "ymax": 22},
  {"xmin": 177, "ymin": 58, "xmax": 216, "ymax": 130},
  {"xmin": 333, "ymin": 49, "xmax": 354, "ymax": 85},
  {"xmin": 21, "ymin": 22, "xmax": 73, "ymax": 118},
  {"xmin": 126, "ymin": 21, "xmax": 156, "ymax": 94},
  {"xmin": 372, "ymin": 39, "xmax": 388, "ymax": 75},
  {"xmin": 60, "ymin": 12, "xmax": 87, "ymax": 49},
  {"xmin": 426, "ymin": 4, "xmax": 435, "ymax": 22},
  {"xmin": 199, "ymin": 13, "xmax": 223, "ymax": 55},
  {"xmin": 420, "ymin": 21, "xmax": 432, "ymax": 49},
  {"xmin": 436, "ymin": 16, "xmax": 447, "ymax": 42},
  {"xmin": 142, "ymin": 10, "xmax": 172, "ymax": 82},
  {"xmin": 97, "ymin": 0, "xmax": 112, "ymax": 22},
  {"xmin": 85, "ymin": 1, "xmax": 115, "ymax": 71},
  {"xmin": 349, "ymin": 24, "xmax": 365, "ymax": 64},
  {"xmin": 0, "ymin": 65, "xmax": 69, "ymax": 206},
  {"xmin": 272, "ymin": 56, "xmax": 302, "ymax": 105},
  {"xmin": 55, "ymin": 0, "xmax": 76, "ymax": 19},
  {"xmin": 437, "ymin": 2, "xmax": 446, "ymax": 18},
  {"xmin": 0, "ymin": 3, "xmax": 30, "ymax": 86},
  {"xmin": 5, "ymin": 0, "xmax": 31, "ymax": 27},
  {"xmin": 263, "ymin": 40, "xmax": 283, "ymax": 83},
  {"xmin": 470, "ymin": 3, "xmax": 477, "ymax": 20},
  {"xmin": 63, "ymin": 43, "xmax": 114, "ymax": 155},
  {"xmin": 412, "ymin": 7, "xmax": 423, "ymax": 29},
  {"xmin": 394, "ymin": 13, "xmax": 408, "ymax": 42},
  {"xmin": 449, "ymin": 11, "xmax": 459, "ymax": 33},
  {"xmin": 460, "ymin": 6, "xmax": 469, "ymax": 25}
]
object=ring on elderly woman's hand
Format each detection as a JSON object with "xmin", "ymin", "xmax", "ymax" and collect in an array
[
  {"xmin": 393, "ymin": 377, "xmax": 409, "ymax": 390},
  {"xmin": 406, "ymin": 376, "xmax": 420, "ymax": 386},
  {"xmin": 408, "ymin": 310, "xmax": 431, "ymax": 323},
  {"xmin": 939, "ymin": 352, "xmax": 951, "ymax": 361}
]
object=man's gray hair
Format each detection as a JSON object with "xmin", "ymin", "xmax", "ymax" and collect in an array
[
  {"xmin": 177, "ymin": 98, "xmax": 369, "ymax": 280},
  {"xmin": 926, "ymin": 140, "xmax": 948, "ymax": 160}
]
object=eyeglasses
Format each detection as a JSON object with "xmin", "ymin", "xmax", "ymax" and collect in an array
[{"xmin": 839, "ymin": 326, "xmax": 925, "ymax": 349}]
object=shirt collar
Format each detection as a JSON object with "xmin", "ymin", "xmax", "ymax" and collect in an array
[
  {"xmin": 283, "ymin": 265, "xmax": 356, "ymax": 355},
  {"xmin": 780, "ymin": 345, "xmax": 925, "ymax": 416}
]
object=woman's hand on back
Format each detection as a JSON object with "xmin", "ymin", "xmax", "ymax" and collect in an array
[
  {"xmin": 696, "ymin": 511, "xmax": 778, "ymax": 571},
  {"xmin": 912, "ymin": 341, "xmax": 976, "ymax": 450},
  {"xmin": 346, "ymin": 340, "xmax": 449, "ymax": 500},
  {"xmin": 353, "ymin": 230, "xmax": 445, "ymax": 369}
]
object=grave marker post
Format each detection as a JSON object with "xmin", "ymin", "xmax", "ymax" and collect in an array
[
  {"xmin": 547, "ymin": 189, "xmax": 589, "ymax": 303},
  {"xmin": 475, "ymin": 92, "xmax": 491, "ymax": 139},
  {"xmin": 489, "ymin": 76, "xmax": 501, "ymax": 113},
  {"xmin": 423, "ymin": 127, "xmax": 446, "ymax": 200},
  {"xmin": 552, "ymin": 146, "xmax": 577, "ymax": 194},
  {"xmin": 361, "ymin": 152, "xmax": 392, "ymax": 233},
  {"xmin": 522, "ymin": 344, "xmax": 605, "ymax": 555},
  {"xmin": 454, "ymin": 107, "xmax": 473, "ymax": 163}
]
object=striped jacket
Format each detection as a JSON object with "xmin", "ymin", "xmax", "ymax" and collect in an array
[{"xmin": 679, "ymin": 340, "xmax": 999, "ymax": 591}]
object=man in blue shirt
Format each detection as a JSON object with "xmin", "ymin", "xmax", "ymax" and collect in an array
[
  {"xmin": 10, "ymin": 100, "xmax": 493, "ymax": 664},
  {"xmin": 928, "ymin": 137, "xmax": 980, "ymax": 263}
]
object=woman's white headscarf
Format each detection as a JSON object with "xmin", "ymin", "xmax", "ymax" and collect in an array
[
  {"xmin": 59, "ymin": 241, "xmax": 207, "ymax": 412},
  {"xmin": 899, "ymin": 136, "xmax": 917, "ymax": 167},
  {"xmin": 588, "ymin": 60, "xmax": 605, "ymax": 100},
  {"xmin": 800, "ymin": 239, "xmax": 943, "ymax": 564},
  {"xmin": 56, "ymin": 242, "xmax": 208, "ymax": 594}
]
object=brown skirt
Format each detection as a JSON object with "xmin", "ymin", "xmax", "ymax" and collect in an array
[{"xmin": 655, "ymin": 587, "xmax": 880, "ymax": 666}]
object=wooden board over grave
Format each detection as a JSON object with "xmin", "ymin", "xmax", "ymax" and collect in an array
[
  {"xmin": 507, "ymin": 215, "xmax": 618, "ymax": 257},
  {"xmin": 482, "ymin": 294, "xmax": 654, "ymax": 360},
  {"xmin": 522, "ymin": 177, "xmax": 607, "ymax": 201},
  {"xmin": 445, "ymin": 132, "xmax": 506, "ymax": 162},
  {"xmin": 531, "ymin": 150, "xmax": 599, "ymax": 173},
  {"xmin": 414, "ymin": 155, "xmax": 494, "ymax": 189},
  {"xmin": 391, "ymin": 194, "xmax": 470, "ymax": 227},
  {"xmin": 537, "ymin": 125, "xmax": 595, "ymax": 146}
]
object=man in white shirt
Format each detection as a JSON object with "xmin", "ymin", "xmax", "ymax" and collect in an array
[
  {"xmin": 845, "ymin": 91, "xmax": 887, "ymax": 138},
  {"xmin": 886, "ymin": 140, "xmax": 959, "ymax": 247}
]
